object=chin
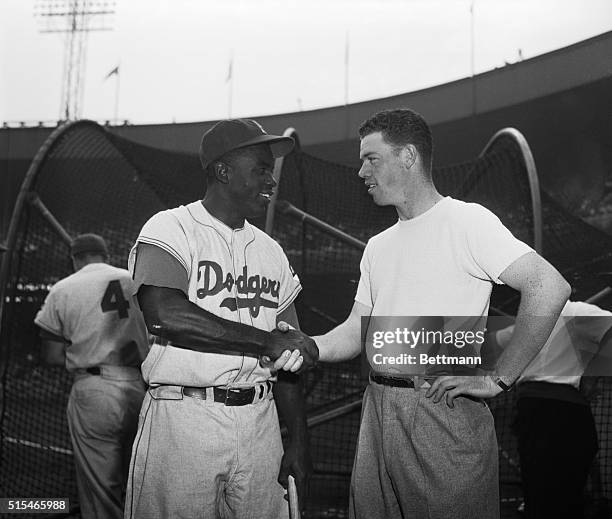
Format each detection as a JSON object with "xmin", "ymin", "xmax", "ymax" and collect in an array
[
  {"xmin": 371, "ymin": 194, "xmax": 389, "ymax": 206},
  {"xmin": 246, "ymin": 203, "xmax": 267, "ymax": 219}
]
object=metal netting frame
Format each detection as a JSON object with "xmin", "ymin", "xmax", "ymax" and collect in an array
[
  {"xmin": 0, "ymin": 120, "xmax": 105, "ymax": 334},
  {"xmin": 480, "ymin": 128, "xmax": 542, "ymax": 254},
  {"xmin": 0, "ymin": 120, "xmax": 118, "ymax": 471}
]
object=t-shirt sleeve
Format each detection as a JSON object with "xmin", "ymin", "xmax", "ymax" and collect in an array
[
  {"xmin": 133, "ymin": 243, "xmax": 189, "ymax": 296},
  {"xmin": 276, "ymin": 248, "xmax": 302, "ymax": 314},
  {"xmin": 464, "ymin": 204, "xmax": 534, "ymax": 284},
  {"xmin": 34, "ymin": 288, "xmax": 66, "ymax": 338},
  {"xmin": 355, "ymin": 241, "xmax": 373, "ymax": 307}
]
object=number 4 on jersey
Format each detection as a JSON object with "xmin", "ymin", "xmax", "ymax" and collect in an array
[{"xmin": 101, "ymin": 280, "xmax": 130, "ymax": 319}]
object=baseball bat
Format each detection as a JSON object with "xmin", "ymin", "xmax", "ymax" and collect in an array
[{"xmin": 288, "ymin": 475, "xmax": 300, "ymax": 519}]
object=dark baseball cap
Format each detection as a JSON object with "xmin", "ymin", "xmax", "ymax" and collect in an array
[
  {"xmin": 199, "ymin": 119, "xmax": 294, "ymax": 170},
  {"xmin": 70, "ymin": 233, "xmax": 108, "ymax": 256}
]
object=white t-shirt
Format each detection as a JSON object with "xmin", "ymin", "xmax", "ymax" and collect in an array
[
  {"xmin": 496, "ymin": 301, "xmax": 612, "ymax": 388},
  {"xmin": 356, "ymin": 197, "xmax": 533, "ymax": 376},
  {"xmin": 356, "ymin": 197, "xmax": 533, "ymax": 316}
]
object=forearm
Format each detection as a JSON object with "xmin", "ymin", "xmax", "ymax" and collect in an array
[
  {"xmin": 314, "ymin": 301, "xmax": 369, "ymax": 363},
  {"xmin": 274, "ymin": 372, "xmax": 308, "ymax": 444},
  {"xmin": 140, "ymin": 287, "xmax": 271, "ymax": 357},
  {"xmin": 41, "ymin": 339, "xmax": 67, "ymax": 366},
  {"xmin": 494, "ymin": 286, "xmax": 569, "ymax": 384},
  {"xmin": 314, "ymin": 321, "xmax": 361, "ymax": 363}
]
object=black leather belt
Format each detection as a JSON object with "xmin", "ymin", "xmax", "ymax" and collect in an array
[
  {"xmin": 86, "ymin": 367, "xmax": 101, "ymax": 375},
  {"xmin": 370, "ymin": 374, "xmax": 416, "ymax": 388},
  {"xmin": 182, "ymin": 381, "xmax": 273, "ymax": 406}
]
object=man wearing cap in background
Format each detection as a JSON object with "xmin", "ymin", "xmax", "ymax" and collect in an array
[
  {"xmin": 35, "ymin": 233, "xmax": 149, "ymax": 519},
  {"xmin": 125, "ymin": 118, "xmax": 319, "ymax": 518}
]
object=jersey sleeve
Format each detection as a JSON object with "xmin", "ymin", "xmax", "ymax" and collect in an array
[
  {"xmin": 132, "ymin": 243, "xmax": 189, "ymax": 296},
  {"xmin": 276, "ymin": 248, "xmax": 302, "ymax": 314},
  {"xmin": 355, "ymin": 240, "xmax": 374, "ymax": 307},
  {"xmin": 34, "ymin": 288, "xmax": 66, "ymax": 339},
  {"xmin": 128, "ymin": 209, "xmax": 192, "ymax": 286},
  {"xmin": 464, "ymin": 204, "xmax": 534, "ymax": 284}
]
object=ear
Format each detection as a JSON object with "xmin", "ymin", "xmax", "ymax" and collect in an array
[
  {"xmin": 399, "ymin": 145, "xmax": 417, "ymax": 170},
  {"xmin": 213, "ymin": 162, "xmax": 230, "ymax": 184}
]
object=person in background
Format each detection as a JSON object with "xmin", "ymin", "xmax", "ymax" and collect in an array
[
  {"xmin": 35, "ymin": 233, "xmax": 148, "ymax": 519},
  {"xmin": 486, "ymin": 299, "xmax": 612, "ymax": 519}
]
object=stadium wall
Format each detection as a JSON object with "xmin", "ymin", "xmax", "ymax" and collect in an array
[{"xmin": 2, "ymin": 31, "xmax": 611, "ymax": 240}]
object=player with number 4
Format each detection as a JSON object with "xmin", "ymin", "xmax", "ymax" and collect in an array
[{"xmin": 35, "ymin": 233, "xmax": 149, "ymax": 519}]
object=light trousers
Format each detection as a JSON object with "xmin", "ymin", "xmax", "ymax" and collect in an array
[
  {"xmin": 67, "ymin": 367, "xmax": 144, "ymax": 519},
  {"xmin": 350, "ymin": 382, "xmax": 499, "ymax": 519},
  {"xmin": 125, "ymin": 385, "xmax": 289, "ymax": 519}
]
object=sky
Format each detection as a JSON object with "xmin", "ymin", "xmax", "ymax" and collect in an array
[{"xmin": 1, "ymin": 0, "xmax": 611, "ymax": 125}]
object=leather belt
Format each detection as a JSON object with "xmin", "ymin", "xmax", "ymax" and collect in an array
[
  {"xmin": 370, "ymin": 374, "xmax": 416, "ymax": 388},
  {"xmin": 86, "ymin": 367, "xmax": 101, "ymax": 375},
  {"xmin": 182, "ymin": 381, "xmax": 273, "ymax": 406}
]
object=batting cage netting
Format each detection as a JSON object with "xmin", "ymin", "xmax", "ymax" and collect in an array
[{"xmin": 0, "ymin": 120, "xmax": 611, "ymax": 518}]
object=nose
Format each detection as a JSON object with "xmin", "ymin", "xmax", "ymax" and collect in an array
[
  {"xmin": 358, "ymin": 163, "xmax": 369, "ymax": 179},
  {"xmin": 265, "ymin": 170, "xmax": 277, "ymax": 188}
]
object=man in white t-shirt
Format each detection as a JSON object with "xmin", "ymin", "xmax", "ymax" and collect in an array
[
  {"xmin": 279, "ymin": 109, "xmax": 571, "ymax": 519},
  {"xmin": 487, "ymin": 300, "xmax": 612, "ymax": 519}
]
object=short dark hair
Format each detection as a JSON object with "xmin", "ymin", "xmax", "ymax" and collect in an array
[{"xmin": 358, "ymin": 109, "xmax": 433, "ymax": 172}]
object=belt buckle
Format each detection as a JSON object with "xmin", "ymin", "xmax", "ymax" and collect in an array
[
  {"xmin": 225, "ymin": 387, "xmax": 249, "ymax": 406},
  {"xmin": 224, "ymin": 388, "xmax": 236, "ymax": 406}
]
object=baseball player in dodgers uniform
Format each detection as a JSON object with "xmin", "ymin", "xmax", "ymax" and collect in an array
[
  {"xmin": 125, "ymin": 119, "xmax": 318, "ymax": 518},
  {"xmin": 35, "ymin": 233, "xmax": 148, "ymax": 519},
  {"xmin": 277, "ymin": 109, "xmax": 570, "ymax": 519}
]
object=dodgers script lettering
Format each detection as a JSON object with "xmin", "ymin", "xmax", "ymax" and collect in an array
[{"xmin": 196, "ymin": 261, "xmax": 280, "ymax": 317}]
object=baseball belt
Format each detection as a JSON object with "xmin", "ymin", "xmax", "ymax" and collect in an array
[{"xmin": 182, "ymin": 381, "xmax": 273, "ymax": 406}]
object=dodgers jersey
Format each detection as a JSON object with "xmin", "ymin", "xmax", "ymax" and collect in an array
[
  {"xmin": 35, "ymin": 263, "xmax": 149, "ymax": 371},
  {"xmin": 128, "ymin": 201, "xmax": 302, "ymax": 388}
]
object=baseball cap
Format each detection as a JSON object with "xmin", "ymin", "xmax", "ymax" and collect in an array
[
  {"xmin": 70, "ymin": 233, "xmax": 108, "ymax": 256},
  {"xmin": 199, "ymin": 119, "xmax": 294, "ymax": 170}
]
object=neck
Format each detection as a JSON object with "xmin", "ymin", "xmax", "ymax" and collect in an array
[
  {"xmin": 395, "ymin": 183, "xmax": 443, "ymax": 220},
  {"xmin": 202, "ymin": 196, "xmax": 245, "ymax": 229}
]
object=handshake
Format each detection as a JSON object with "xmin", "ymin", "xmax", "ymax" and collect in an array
[{"xmin": 262, "ymin": 322, "xmax": 319, "ymax": 374}]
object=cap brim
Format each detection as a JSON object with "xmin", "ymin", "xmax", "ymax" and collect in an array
[{"xmin": 232, "ymin": 134, "xmax": 295, "ymax": 159}]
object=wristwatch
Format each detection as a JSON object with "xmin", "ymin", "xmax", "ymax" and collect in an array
[{"xmin": 490, "ymin": 374, "xmax": 512, "ymax": 392}]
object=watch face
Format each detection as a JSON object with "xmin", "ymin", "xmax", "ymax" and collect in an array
[{"xmin": 494, "ymin": 376, "xmax": 511, "ymax": 392}]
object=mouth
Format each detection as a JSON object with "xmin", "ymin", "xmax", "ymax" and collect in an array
[
  {"xmin": 258, "ymin": 192, "xmax": 273, "ymax": 202},
  {"xmin": 365, "ymin": 183, "xmax": 377, "ymax": 194}
]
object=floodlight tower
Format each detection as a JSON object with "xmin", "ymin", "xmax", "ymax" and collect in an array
[{"xmin": 35, "ymin": 0, "xmax": 115, "ymax": 120}]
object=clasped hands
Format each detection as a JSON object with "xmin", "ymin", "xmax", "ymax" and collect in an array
[{"xmin": 262, "ymin": 321, "xmax": 319, "ymax": 374}]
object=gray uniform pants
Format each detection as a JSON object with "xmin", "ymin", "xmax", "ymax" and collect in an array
[
  {"xmin": 350, "ymin": 382, "xmax": 499, "ymax": 519},
  {"xmin": 125, "ymin": 385, "xmax": 289, "ymax": 519},
  {"xmin": 67, "ymin": 367, "xmax": 144, "ymax": 519}
]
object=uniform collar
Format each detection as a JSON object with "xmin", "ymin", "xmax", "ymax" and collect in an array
[{"xmin": 188, "ymin": 201, "xmax": 254, "ymax": 239}]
